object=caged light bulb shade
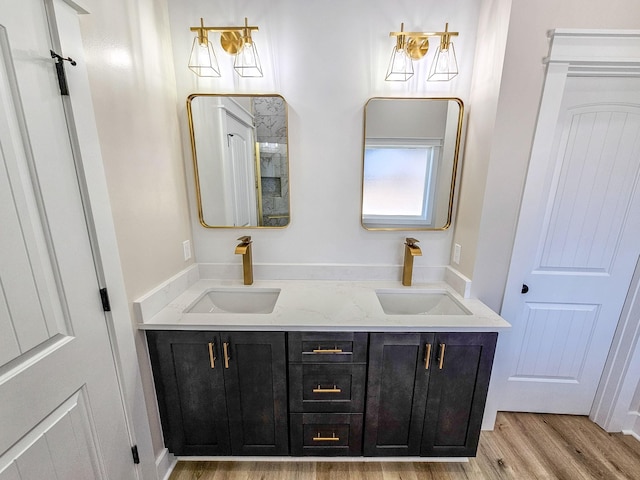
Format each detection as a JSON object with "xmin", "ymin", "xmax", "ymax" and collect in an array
[
  {"xmin": 188, "ymin": 36, "xmax": 221, "ymax": 77},
  {"xmin": 233, "ymin": 40, "xmax": 263, "ymax": 77},
  {"xmin": 427, "ymin": 41, "xmax": 458, "ymax": 81},
  {"xmin": 385, "ymin": 45, "xmax": 414, "ymax": 82}
]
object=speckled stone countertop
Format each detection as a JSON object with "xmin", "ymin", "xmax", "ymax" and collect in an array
[{"xmin": 136, "ymin": 279, "xmax": 510, "ymax": 332}]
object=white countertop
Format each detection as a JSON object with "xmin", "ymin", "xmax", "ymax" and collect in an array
[{"xmin": 137, "ymin": 279, "xmax": 510, "ymax": 332}]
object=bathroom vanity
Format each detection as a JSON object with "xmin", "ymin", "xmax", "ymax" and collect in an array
[{"xmin": 138, "ymin": 275, "xmax": 509, "ymax": 460}]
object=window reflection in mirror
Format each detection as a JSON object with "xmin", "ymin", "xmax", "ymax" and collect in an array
[
  {"xmin": 187, "ymin": 94, "xmax": 290, "ymax": 228},
  {"xmin": 361, "ymin": 98, "xmax": 463, "ymax": 230}
]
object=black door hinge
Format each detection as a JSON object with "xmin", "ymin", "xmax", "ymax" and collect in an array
[
  {"xmin": 131, "ymin": 445, "xmax": 140, "ymax": 464},
  {"xmin": 50, "ymin": 50, "xmax": 76, "ymax": 96},
  {"xmin": 99, "ymin": 288, "xmax": 111, "ymax": 312}
]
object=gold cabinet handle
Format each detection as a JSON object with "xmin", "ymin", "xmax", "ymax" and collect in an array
[
  {"xmin": 313, "ymin": 433, "xmax": 340, "ymax": 442},
  {"xmin": 425, "ymin": 343, "xmax": 432, "ymax": 370},
  {"xmin": 439, "ymin": 343, "xmax": 446, "ymax": 369},
  {"xmin": 208, "ymin": 342, "xmax": 216, "ymax": 369},
  {"xmin": 312, "ymin": 384, "xmax": 342, "ymax": 393},
  {"xmin": 223, "ymin": 342, "xmax": 230, "ymax": 369},
  {"xmin": 312, "ymin": 347, "xmax": 343, "ymax": 354}
]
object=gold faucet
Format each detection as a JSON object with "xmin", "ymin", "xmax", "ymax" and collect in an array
[
  {"xmin": 402, "ymin": 237, "xmax": 422, "ymax": 286},
  {"xmin": 235, "ymin": 236, "xmax": 253, "ymax": 285}
]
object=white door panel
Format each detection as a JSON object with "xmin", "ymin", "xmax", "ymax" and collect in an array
[
  {"xmin": 537, "ymin": 106, "xmax": 640, "ymax": 273},
  {"xmin": 0, "ymin": 465, "xmax": 20, "ymax": 480},
  {"xmin": 0, "ymin": 391, "xmax": 99, "ymax": 479},
  {"xmin": 512, "ymin": 303, "xmax": 598, "ymax": 379},
  {"xmin": 0, "ymin": 36, "xmax": 67, "ymax": 362},
  {"xmin": 495, "ymin": 76, "xmax": 640, "ymax": 413},
  {"xmin": 0, "ymin": 1, "xmax": 135, "ymax": 478}
]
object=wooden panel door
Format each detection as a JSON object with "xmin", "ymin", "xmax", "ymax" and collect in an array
[
  {"xmin": 421, "ymin": 332, "xmax": 497, "ymax": 456},
  {"xmin": 146, "ymin": 331, "xmax": 231, "ymax": 456},
  {"xmin": 497, "ymin": 75, "xmax": 640, "ymax": 413},
  {"xmin": 0, "ymin": 1, "xmax": 134, "ymax": 478},
  {"xmin": 364, "ymin": 333, "xmax": 433, "ymax": 456},
  {"xmin": 222, "ymin": 332, "xmax": 289, "ymax": 455}
]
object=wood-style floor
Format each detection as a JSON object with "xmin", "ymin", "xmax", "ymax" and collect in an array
[{"xmin": 168, "ymin": 412, "xmax": 640, "ymax": 480}]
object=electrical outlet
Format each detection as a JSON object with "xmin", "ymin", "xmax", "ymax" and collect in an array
[
  {"xmin": 182, "ymin": 240, "xmax": 192, "ymax": 261},
  {"xmin": 453, "ymin": 243, "xmax": 461, "ymax": 264}
]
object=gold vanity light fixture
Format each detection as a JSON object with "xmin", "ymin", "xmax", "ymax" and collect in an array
[
  {"xmin": 386, "ymin": 23, "xmax": 415, "ymax": 81},
  {"xmin": 386, "ymin": 23, "xmax": 459, "ymax": 82},
  {"xmin": 189, "ymin": 17, "xmax": 263, "ymax": 78}
]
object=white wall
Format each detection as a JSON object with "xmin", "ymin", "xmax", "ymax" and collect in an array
[
  {"xmin": 78, "ymin": 0, "xmax": 192, "ymax": 458},
  {"xmin": 451, "ymin": 0, "xmax": 512, "ymax": 296},
  {"xmin": 167, "ymin": 0, "xmax": 480, "ymax": 274}
]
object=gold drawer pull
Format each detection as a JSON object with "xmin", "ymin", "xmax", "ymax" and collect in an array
[
  {"xmin": 312, "ymin": 385, "xmax": 341, "ymax": 393},
  {"xmin": 208, "ymin": 342, "xmax": 216, "ymax": 369},
  {"xmin": 313, "ymin": 433, "xmax": 340, "ymax": 442},
  {"xmin": 425, "ymin": 343, "xmax": 431, "ymax": 370},
  {"xmin": 312, "ymin": 347, "xmax": 343, "ymax": 354},
  {"xmin": 439, "ymin": 343, "xmax": 446, "ymax": 369}
]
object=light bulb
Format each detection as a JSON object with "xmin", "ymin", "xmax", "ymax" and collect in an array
[
  {"xmin": 386, "ymin": 46, "xmax": 414, "ymax": 82},
  {"xmin": 188, "ymin": 37, "xmax": 220, "ymax": 77}
]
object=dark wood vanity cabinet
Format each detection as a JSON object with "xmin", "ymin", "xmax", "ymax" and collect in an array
[
  {"xmin": 364, "ymin": 332, "xmax": 497, "ymax": 457},
  {"xmin": 146, "ymin": 330, "xmax": 288, "ymax": 456},
  {"xmin": 147, "ymin": 329, "xmax": 497, "ymax": 458}
]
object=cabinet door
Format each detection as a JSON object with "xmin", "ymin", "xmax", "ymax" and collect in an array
[
  {"xmin": 364, "ymin": 333, "xmax": 434, "ymax": 456},
  {"xmin": 146, "ymin": 331, "xmax": 231, "ymax": 455},
  {"xmin": 221, "ymin": 332, "xmax": 289, "ymax": 455},
  {"xmin": 421, "ymin": 332, "xmax": 497, "ymax": 456}
]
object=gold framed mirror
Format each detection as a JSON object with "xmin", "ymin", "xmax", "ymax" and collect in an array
[
  {"xmin": 361, "ymin": 97, "xmax": 463, "ymax": 230},
  {"xmin": 187, "ymin": 94, "xmax": 290, "ymax": 228}
]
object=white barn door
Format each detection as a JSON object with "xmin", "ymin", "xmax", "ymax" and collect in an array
[
  {"xmin": 0, "ymin": 1, "xmax": 135, "ymax": 479},
  {"xmin": 492, "ymin": 31, "xmax": 640, "ymax": 415}
]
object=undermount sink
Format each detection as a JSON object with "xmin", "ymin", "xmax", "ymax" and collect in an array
[
  {"xmin": 375, "ymin": 289, "xmax": 471, "ymax": 315},
  {"xmin": 185, "ymin": 288, "xmax": 281, "ymax": 314}
]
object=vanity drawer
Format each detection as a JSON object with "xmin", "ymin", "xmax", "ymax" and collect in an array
[
  {"xmin": 288, "ymin": 332, "xmax": 368, "ymax": 363},
  {"xmin": 290, "ymin": 413, "xmax": 363, "ymax": 456},
  {"xmin": 289, "ymin": 364, "xmax": 366, "ymax": 413}
]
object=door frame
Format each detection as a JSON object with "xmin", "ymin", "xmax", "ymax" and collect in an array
[
  {"xmin": 485, "ymin": 29, "xmax": 640, "ymax": 434},
  {"xmin": 593, "ymin": 257, "xmax": 640, "ymax": 437},
  {"xmin": 47, "ymin": 1, "xmax": 158, "ymax": 477}
]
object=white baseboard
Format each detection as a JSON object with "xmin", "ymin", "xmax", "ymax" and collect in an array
[
  {"xmin": 156, "ymin": 448, "xmax": 177, "ymax": 480},
  {"xmin": 622, "ymin": 410, "xmax": 640, "ymax": 441},
  {"xmin": 622, "ymin": 429, "xmax": 640, "ymax": 442}
]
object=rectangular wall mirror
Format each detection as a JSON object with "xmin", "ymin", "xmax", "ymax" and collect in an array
[
  {"xmin": 361, "ymin": 97, "xmax": 463, "ymax": 230},
  {"xmin": 187, "ymin": 94, "xmax": 290, "ymax": 228}
]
